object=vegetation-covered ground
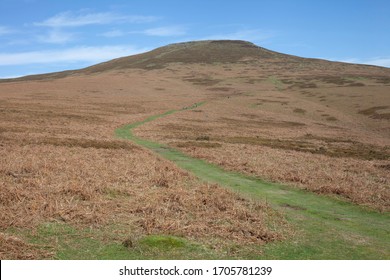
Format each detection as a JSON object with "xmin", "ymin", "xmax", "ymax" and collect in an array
[{"xmin": 1, "ymin": 40, "xmax": 389, "ymax": 259}]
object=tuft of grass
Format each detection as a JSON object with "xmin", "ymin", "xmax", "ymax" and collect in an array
[
  {"xmin": 282, "ymin": 79, "xmax": 318, "ymax": 89},
  {"xmin": 196, "ymin": 135, "xmax": 210, "ymax": 141},
  {"xmin": 207, "ymin": 87, "xmax": 232, "ymax": 92},
  {"xmin": 326, "ymin": 116, "xmax": 338, "ymax": 121},
  {"xmin": 293, "ymin": 108, "xmax": 306, "ymax": 114},
  {"xmin": 175, "ymin": 141, "xmax": 222, "ymax": 148},
  {"xmin": 255, "ymin": 98, "xmax": 289, "ymax": 105},
  {"xmin": 358, "ymin": 106, "xmax": 390, "ymax": 120},
  {"xmin": 183, "ymin": 77, "xmax": 221, "ymax": 86}
]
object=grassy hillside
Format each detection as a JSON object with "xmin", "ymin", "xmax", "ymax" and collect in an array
[
  {"xmin": 0, "ymin": 40, "xmax": 389, "ymax": 259},
  {"xmin": 2, "ymin": 40, "xmax": 389, "ymax": 82}
]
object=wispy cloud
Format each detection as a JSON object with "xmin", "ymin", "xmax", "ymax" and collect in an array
[
  {"xmin": 142, "ymin": 26, "xmax": 186, "ymax": 37},
  {"xmin": 101, "ymin": 29, "xmax": 126, "ymax": 38},
  {"xmin": 0, "ymin": 26, "xmax": 14, "ymax": 35},
  {"xmin": 0, "ymin": 45, "xmax": 147, "ymax": 66},
  {"xmin": 37, "ymin": 30, "xmax": 76, "ymax": 44},
  {"xmin": 101, "ymin": 26, "xmax": 187, "ymax": 38},
  {"xmin": 34, "ymin": 11, "xmax": 158, "ymax": 27}
]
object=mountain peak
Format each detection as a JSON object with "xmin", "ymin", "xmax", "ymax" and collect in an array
[
  {"xmin": 163, "ymin": 39, "xmax": 258, "ymax": 49},
  {"xmin": 84, "ymin": 40, "xmax": 281, "ymax": 73}
]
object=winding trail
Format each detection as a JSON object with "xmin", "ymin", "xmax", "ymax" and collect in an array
[{"xmin": 116, "ymin": 102, "xmax": 389, "ymax": 259}]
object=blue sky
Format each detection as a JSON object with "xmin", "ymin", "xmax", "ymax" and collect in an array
[{"xmin": 0, "ymin": 0, "xmax": 389, "ymax": 78}]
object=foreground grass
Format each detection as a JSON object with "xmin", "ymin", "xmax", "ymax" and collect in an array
[
  {"xmin": 8, "ymin": 103, "xmax": 387, "ymax": 259},
  {"xmin": 115, "ymin": 104, "xmax": 390, "ymax": 259},
  {"xmin": 14, "ymin": 223, "xmax": 219, "ymax": 260},
  {"xmin": 8, "ymin": 221, "xmax": 270, "ymax": 259}
]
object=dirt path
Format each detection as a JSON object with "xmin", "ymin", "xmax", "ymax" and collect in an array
[{"xmin": 115, "ymin": 102, "xmax": 390, "ymax": 259}]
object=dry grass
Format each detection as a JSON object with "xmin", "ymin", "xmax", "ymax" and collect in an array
[
  {"xmin": 132, "ymin": 163, "xmax": 282, "ymax": 244},
  {"xmin": 133, "ymin": 64, "xmax": 390, "ymax": 212},
  {"xmin": 0, "ymin": 144, "xmax": 282, "ymax": 257},
  {"xmin": 0, "ymin": 70, "xmax": 286, "ymax": 259},
  {"xmin": 137, "ymin": 103, "xmax": 390, "ymax": 211},
  {"xmin": 0, "ymin": 232, "xmax": 53, "ymax": 259},
  {"xmin": 1, "ymin": 41, "xmax": 390, "ymax": 258}
]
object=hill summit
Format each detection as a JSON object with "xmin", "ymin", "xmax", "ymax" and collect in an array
[{"xmin": 84, "ymin": 40, "xmax": 285, "ymax": 72}]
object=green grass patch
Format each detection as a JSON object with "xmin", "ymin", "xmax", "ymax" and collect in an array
[
  {"xmin": 11, "ymin": 222, "xmax": 221, "ymax": 260},
  {"xmin": 140, "ymin": 235, "xmax": 186, "ymax": 249}
]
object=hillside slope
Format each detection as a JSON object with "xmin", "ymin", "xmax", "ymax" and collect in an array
[
  {"xmin": 0, "ymin": 39, "xmax": 389, "ymax": 259},
  {"xmin": 2, "ymin": 40, "xmax": 389, "ymax": 82}
]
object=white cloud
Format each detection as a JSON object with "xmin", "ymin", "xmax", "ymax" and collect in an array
[
  {"xmin": 101, "ymin": 26, "xmax": 187, "ymax": 38},
  {"xmin": 142, "ymin": 26, "xmax": 186, "ymax": 37},
  {"xmin": 0, "ymin": 45, "xmax": 147, "ymax": 66},
  {"xmin": 0, "ymin": 26, "xmax": 14, "ymax": 35},
  {"xmin": 101, "ymin": 29, "xmax": 126, "ymax": 38},
  {"xmin": 37, "ymin": 30, "xmax": 76, "ymax": 44},
  {"xmin": 34, "ymin": 11, "xmax": 158, "ymax": 27}
]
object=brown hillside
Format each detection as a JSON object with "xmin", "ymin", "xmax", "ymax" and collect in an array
[
  {"xmin": 0, "ymin": 40, "xmax": 389, "ymax": 258},
  {"xmin": 2, "ymin": 40, "xmax": 388, "ymax": 82}
]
